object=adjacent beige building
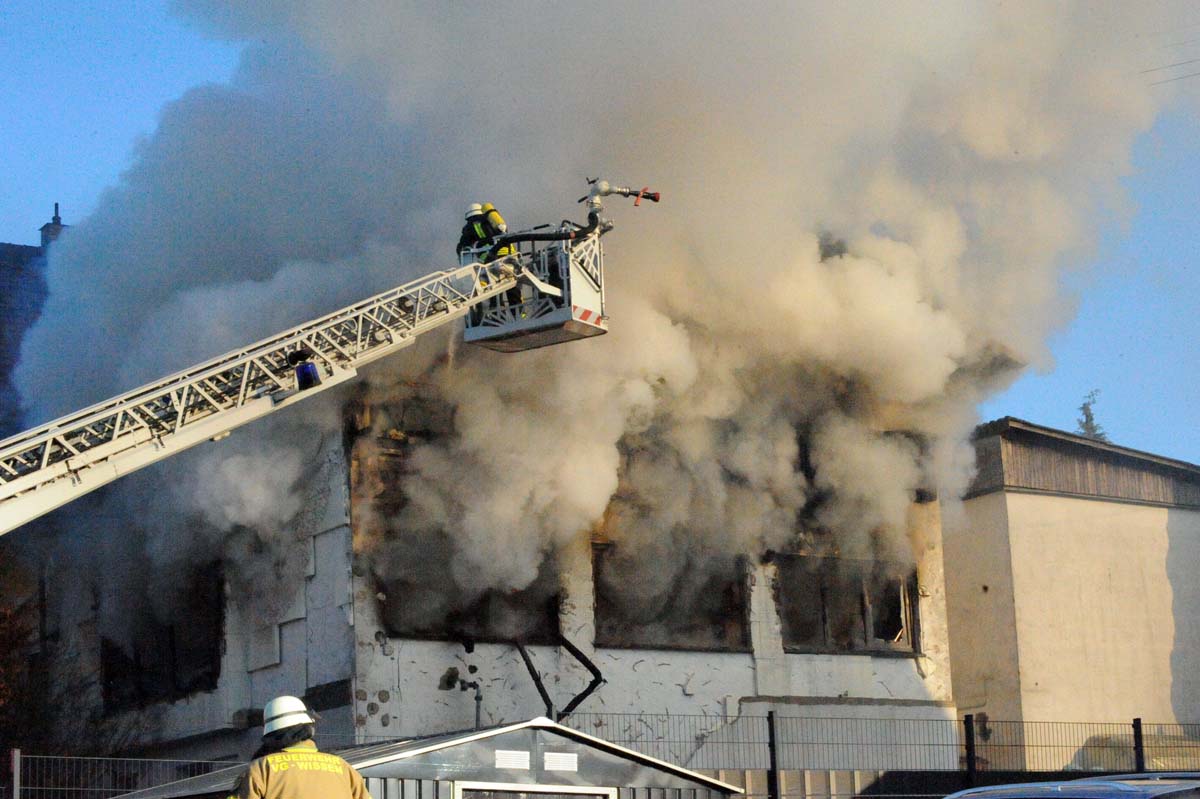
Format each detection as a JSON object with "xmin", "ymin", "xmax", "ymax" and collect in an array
[{"xmin": 945, "ymin": 417, "xmax": 1200, "ymax": 729}]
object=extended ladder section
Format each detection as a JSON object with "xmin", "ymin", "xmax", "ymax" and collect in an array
[{"xmin": 0, "ymin": 260, "xmax": 522, "ymax": 535}]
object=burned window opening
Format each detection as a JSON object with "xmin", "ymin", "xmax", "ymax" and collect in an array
[
  {"xmin": 773, "ymin": 555, "xmax": 918, "ymax": 655},
  {"xmin": 373, "ymin": 545, "xmax": 562, "ymax": 646},
  {"xmin": 869, "ymin": 577, "xmax": 906, "ymax": 642},
  {"xmin": 592, "ymin": 544, "xmax": 751, "ymax": 652},
  {"xmin": 101, "ymin": 561, "xmax": 224, "ymax": 713},
  {"xmin": 351, "ymin": 396, "xmax": 561, "ymax": 646}
]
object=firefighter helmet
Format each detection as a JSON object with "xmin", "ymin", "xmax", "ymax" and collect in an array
[
  {"xmin": 263, "ymin": 695, "xmax": 315, "ymax": 735},
  {"xmin": 465, "ymin": 203, "xmax": 483, "ymax": 220}
]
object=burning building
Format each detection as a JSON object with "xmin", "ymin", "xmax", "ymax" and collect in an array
[
  {"xmin": 344, "ymin": 391, "xmax": 955, "ymax": 744},
  {"xmin": 3, "ymin": 0, "xmax": 1188, "ymax": 774},
  {"xmin": 1, "ymin": 392, "xmax": 954, "ymax": 764}
]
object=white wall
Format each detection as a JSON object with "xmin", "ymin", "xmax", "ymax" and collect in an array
[
  {"xmin": 945, "ymin": 491, "xmax": 1023, "ymax": 721},
  {"xmin": 950, "ymin": 489, "xmax": 1200, "ymax": 726},
  {"xmin": 1005, "ymin": 492, "xmax": 1200, "ymax": 723}
]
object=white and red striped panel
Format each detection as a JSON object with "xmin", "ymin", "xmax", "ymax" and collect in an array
[{"xmin": 572, "ymin": 305, "xmax": 605, "ymax": 326}]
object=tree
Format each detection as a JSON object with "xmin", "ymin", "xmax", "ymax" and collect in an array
[{"xmin": 1076, "ymin": 389, "xmax": 1108, "ymax": 442}]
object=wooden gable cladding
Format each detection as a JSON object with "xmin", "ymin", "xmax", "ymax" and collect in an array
[{"xmin": 967, "ymin": 417, "xmax": 1200, "ymax": 508}]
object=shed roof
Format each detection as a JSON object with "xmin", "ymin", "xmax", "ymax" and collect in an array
[{"xmin": 117, "ymin": 717, "xmax": 742, "ymax": 799}]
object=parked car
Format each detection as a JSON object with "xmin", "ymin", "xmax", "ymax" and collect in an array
[{"xmin": 946, "ymin": 774, "xmax": 1200, "ymax": 799}]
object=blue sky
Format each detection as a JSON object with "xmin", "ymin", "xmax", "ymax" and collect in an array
[
  {"xmin": 0, "ymin": 2, "xmax": 241, "ymax": 243},
  {"xmin": 1, "ymin": 2, "xmax": 1197, "ymax": 462},
  {"xmin": 977, "ymin": 109, "xmax": 1200, "ymax": 461}
]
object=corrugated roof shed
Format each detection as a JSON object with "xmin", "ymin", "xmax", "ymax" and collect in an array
[{"xmin": 117, "ymin": 717, "xmax": 742, "ymax": 799}]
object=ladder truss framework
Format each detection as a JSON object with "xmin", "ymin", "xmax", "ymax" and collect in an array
[{"xmin": 0, "ymin": 260, "xmax": 521, "ymax": 535}]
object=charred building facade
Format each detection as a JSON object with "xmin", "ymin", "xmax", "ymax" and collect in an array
[
  {"xmin": 4, "ymin": 410, "xmax": 955, "ymax": 763},
  {"xmin": 344, "ymin": 405, "xmax": 956, "ymax": 752}
]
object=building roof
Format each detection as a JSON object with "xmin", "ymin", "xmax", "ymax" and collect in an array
[
  {"xmin": 116, "ymin": 717, "xmax": 743, "ymax": 799},
  {"xmin": 0, "ymin": 242, "xmax": 43, "ymax": 266},
  {"xmin": 976, "ymin": 417, "xmax": 1200, "ymax": 475},
  {"xmin": 968, "ymin": 417, "xmax": 1200, "ymax": 508}
]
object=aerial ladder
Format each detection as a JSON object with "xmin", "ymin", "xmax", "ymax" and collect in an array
[{"xmin": 0, "ymin": 180, "xmax": 659, "ymax": 536}]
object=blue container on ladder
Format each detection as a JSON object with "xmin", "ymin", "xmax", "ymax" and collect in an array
[{"xmin": 296, "ymin": 361, "xmax": 321, "ymax": 390}]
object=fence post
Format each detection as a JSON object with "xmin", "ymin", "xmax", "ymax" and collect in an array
[
  {"xmin": 767, "ymin": 711, "xmax": 780, "ymax": 799},
  {"xmin": 9, "ymin": 748, "xmax": 18, "ymax": 799},
  {"xmin": 963, "ymin": 715, "xmax": 977, "ymax": 787},
  {"xmin": 1133, "ymin": 718, "xmax": 1146, "ymax": 773}
]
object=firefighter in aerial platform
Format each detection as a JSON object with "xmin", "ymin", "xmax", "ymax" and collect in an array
[
  {"xmin": 456, "ymin": 202, "xmax": 514, "ymax": 258},
  {"xmin": 229, "ymin": 695, "xmax": 371, "ymax": 799},
  {"xmin": 457, "ymin": 202, "xmax": 522, "ymax": 318}
]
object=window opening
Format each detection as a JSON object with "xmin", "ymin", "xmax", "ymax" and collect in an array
[{"xmin": 774, "ymin": 555, "xmax": 917, "ymax": 654}]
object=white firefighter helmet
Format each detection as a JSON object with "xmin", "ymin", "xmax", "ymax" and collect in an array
[
  {"xmin": 465, "ymin": 202, "xmax": 483, "ymax": 220},
  {"xmin": 263, "ymin": 695, "xmax": 315, "ymax": 735}
]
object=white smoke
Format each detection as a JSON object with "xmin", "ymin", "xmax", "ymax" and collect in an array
[{"xmin": 13, "ymin": 1, "xmax": 1198, "ymax": 611}]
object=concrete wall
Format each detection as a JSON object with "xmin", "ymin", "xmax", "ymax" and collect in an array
[
  {"xmin": 173, "ymin": 432, "xmax": 357, "ymax": 757},
  {"xmin": 949, "ymin": 490, "xmax": 1200, "ymax": 726},
  {"xmin": 1007, "ymin": 492, "xmax": 1200, "ymax": 723},
  {"xmin": 944, "ymin": 491, "xmax": 1023, "ymax": 721}
]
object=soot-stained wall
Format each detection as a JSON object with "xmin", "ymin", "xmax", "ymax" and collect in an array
[{"xmin": 352, "ymin": 499, "xmax": 956, "ymax": 745}]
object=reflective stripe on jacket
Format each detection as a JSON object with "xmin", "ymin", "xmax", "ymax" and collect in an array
[
  {"xmin": 229, "ymin": 740, "xmax": 371, "ymax": 799},
  {"xmin": 457, "ymin": 212, "xmax": 512, "ymax": 258}
]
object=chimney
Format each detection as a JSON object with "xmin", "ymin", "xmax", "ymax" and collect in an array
[{"xmin": 39, "ymin": 203, "xmax": 66, "ymax": 249}]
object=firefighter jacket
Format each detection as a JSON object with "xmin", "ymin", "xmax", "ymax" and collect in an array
[{"xmin": 229, "ymin": 740, "xmax": 371, "ymax": 799}]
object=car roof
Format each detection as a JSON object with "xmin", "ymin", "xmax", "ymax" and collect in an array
[{"xmin": 946, "ymin": 776, "xmax": 1200, "ymax": 799}]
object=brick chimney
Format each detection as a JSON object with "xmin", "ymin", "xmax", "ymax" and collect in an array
[{"xmin": 39, "ymin": 203, "xmax": 66, "ymax": 249}]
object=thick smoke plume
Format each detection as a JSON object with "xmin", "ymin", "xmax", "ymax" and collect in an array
[{"xmin": 13, "ymin": 2, "xmax": 1196, "ymax": 623}]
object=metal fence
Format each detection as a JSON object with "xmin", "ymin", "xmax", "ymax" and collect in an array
[
  {"xmin": 773, "ymin": 716, "xmax": 962, "ymax": 772},
  {"xmin": 567, "ymin": 713, "xmax": 962, "ymax": 772},
  {"xmin": 562, "ymin": 714, "xmax": 1200, "ymax": 775},
  {"xmin": 968, "ymin": 719, "xmax": 1200, "ymax": 773},
  {"xmin": 7, "ymin": 716, "xmax": 1200, "ymax": 799},
  {"xmin": 6, "ymin": 751, "xmax": 238, "ymax": 798}
]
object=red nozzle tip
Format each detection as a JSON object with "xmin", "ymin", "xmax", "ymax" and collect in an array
[{"xmin": 634, "ymin": 187, "xmax": 660, "ymax": 207}]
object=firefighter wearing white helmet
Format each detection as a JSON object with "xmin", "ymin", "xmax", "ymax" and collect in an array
[
  {"xmin": 456, "ymin": 201, "xmax": 513, "ymax": 258},
  {"xmin": 227, "ymin": 695, "xmax": 371, "ymax": 799}
]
